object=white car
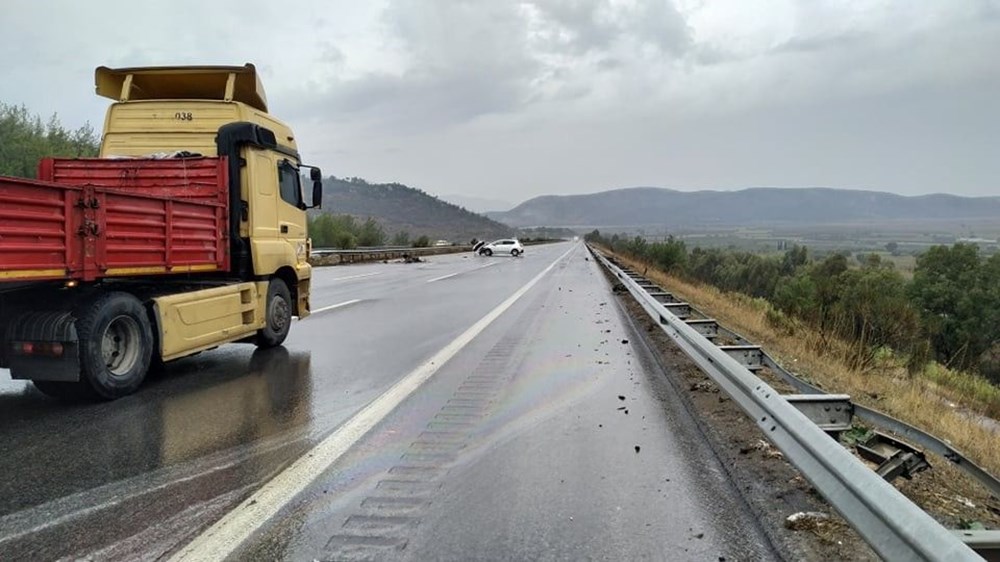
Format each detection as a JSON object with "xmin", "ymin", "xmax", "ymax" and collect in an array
[{"xmin": 476, "ymin": 238, "xmax": 524, "ymax": 257}]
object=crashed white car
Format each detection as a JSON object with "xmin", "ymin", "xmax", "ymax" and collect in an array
[{"xmin": 474, "ymin": 238, "xmax": 524, "ymax": 257}]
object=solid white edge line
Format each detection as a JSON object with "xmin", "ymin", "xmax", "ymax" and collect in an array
[{"xmin": 170, "ymin": 244, "xmax": 577, "ymax": 561}]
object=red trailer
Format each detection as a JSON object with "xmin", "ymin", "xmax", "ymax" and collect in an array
[{"xmin": 0, "ymin": 157, "xmax": 230, "ymax": 283}]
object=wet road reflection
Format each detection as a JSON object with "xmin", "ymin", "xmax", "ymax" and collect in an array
[{"xmin": 0, "ymin": 347, "xmax": 313, "ymax": 516}]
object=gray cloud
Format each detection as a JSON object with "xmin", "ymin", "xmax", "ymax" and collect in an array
[
  {"xmin": 1, "ymin": 0, "xmax": 998, "ymax": 200},
  {"xmin": 529, "ymin": 0, "xmax": 690, "ymax": 55}
]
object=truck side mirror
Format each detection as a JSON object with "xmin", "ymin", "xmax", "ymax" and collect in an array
[{"xmin": 312, "ymin": 179, "xmax": 323, "ymax": 209}]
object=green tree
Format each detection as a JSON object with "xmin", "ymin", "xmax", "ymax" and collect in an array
[
  {"xmin": 781, "ymin": 245, "xmax": 809, "ymax": 275},
  {"xmin": 357, "ymin": 217, "xmax": 385, "ymax": 247},
  {"xmin": 831, "ymin": 266, "xmax": 920, "ymax": 368},
  {"xmin": 392, "ymin": 231, "xmax": 411, "ymax": 246},
  {"xmin": 909, "ymin": 244, "xmax": 988, "ymax": 369},
  {"xmin": 0, "ymin": 103, "xmax": 98, "ymax": 177}
]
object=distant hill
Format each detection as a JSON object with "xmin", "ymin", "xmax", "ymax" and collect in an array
[
  {"xmin": 488, "ymin": 187, "xmax": 1000, "ymax": 228},
  {"xmin": 438, "ymin": 193, "xmax": 515, "ymax": 214},
  {"xmin": 320, "ymin": 176, "xmax": 514, "ymax": 241}
]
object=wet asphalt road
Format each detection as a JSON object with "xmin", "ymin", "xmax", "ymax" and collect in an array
[{"xmin": 0, "ymin": 241, "xmax": 773, "ymax": 560}]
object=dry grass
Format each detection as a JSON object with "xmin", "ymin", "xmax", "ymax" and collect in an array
[{"xmin": 610, "ymin": 252, "xmax": 1000, "ymax": 480}]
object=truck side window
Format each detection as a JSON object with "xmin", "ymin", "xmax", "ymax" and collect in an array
[{"xmin": 277, "ymin": 161, "xmax": 302, "ymax": 208}]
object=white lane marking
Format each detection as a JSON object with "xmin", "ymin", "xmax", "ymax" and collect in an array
[
  {"xmin": 171, "ymin": 244, "xmax": 577, "ymax": 562},
  {"xmin": 309, "ymin": 299, "xmax": 363, "ymax": 315},
  {"xmin": 426, "ymin": 261, "xmax": 498, "ymax": 284},
  {"xmin": 329, "ymin": 272, "xmax": 382, "ymax": 282},
  {"xmin": 426, "ymin": 272, "xmax": 459, "ymax": 283}
]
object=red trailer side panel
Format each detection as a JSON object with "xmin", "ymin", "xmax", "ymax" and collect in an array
[
  {"xmin": 0, "ymin": 178, "xmax": 81, "ymax": 281},
  {"xmin": 1, "ymin": 157, "xmax": 229, "ymax": 283},
  {"xmin": 38, "ymin": 157, "xmax": 228, "ymax": 205}
]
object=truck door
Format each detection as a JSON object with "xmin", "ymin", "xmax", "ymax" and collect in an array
[
  {"xmin": 247, "ymin": 149, "xmax": 307, "ymax": 275},
  {"xmin": 275, "ymin": 158, "xmax": 307, "ymax": 243}
]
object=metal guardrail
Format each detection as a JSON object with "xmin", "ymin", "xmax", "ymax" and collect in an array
[
  {"xmin": 590, "ymin": 246, "xmax": 983, "ymax": 561},
  {"xmin": 311, "ymin": 245, "xmax": 464, "ymax": 257}
]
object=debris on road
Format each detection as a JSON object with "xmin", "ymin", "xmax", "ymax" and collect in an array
[
  {"xmin": 689, "ymin": 381, "xmax": 719, "ymax": 393},
  {"xmin": 784, "ymin": 511, "xmax": 830, "ymax": 531},
  {"xmin": 635, "ymin": 445, "xmax": 641, "ymax": 453}
]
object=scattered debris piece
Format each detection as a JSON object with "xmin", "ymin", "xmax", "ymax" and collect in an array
[
  {"xmin": 635, "ymin": 445, "xmax": 641, "ymax": 453},
  {"xmin": 784, "ymin": 511, "xmax": 830, "ymax": 531},
  {"xmin": 955, "ymin": 496, "xmax": 977, "ymax": 509},
  {"xmin": 689, "ymin": 381, "xmax": 719, "ymax": 393},
  {"xmin": 694, "ymin": 532, "xmax": 704, "ymax": 539},
  {"xmin": 621, "ymin": 339, "xmax": 629, "ymax": 344},
  {"xmin": 739, "ymin": 439, "xmax": 783, "ymax": 459},
  {"xmin": 618, "ymin": 395, "xmax": 626, "ymax": 401}
]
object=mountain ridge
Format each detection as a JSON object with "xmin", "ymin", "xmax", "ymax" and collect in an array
[
  {"xmin": 320, "ymin": 176, "xmax": 514, "ymax": 242},
  {"xmin": 488, "ymin": 186, "xmax": 1000, "ymax": 228}
]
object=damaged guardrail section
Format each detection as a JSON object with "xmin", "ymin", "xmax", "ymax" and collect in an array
[{"xmin": 590, "ymin": 245, "xmax": 983, "ymax": 561}]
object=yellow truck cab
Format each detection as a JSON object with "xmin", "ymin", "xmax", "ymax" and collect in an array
[
  {"xmin": 0, "ymin": 64, "xmax": 321, "ymax": 399},
  {"xmin": 96, "ymin": 64, "xmax": 316, "ymax": 303}
]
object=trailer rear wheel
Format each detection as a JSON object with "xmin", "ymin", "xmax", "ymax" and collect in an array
[
  {"xmin": 257, "ymin": 279, "xmax": 292, "ymax": 348},
  {"xmin": 76, "ymin": 292, "xmax": 153, "ymax": 399}
]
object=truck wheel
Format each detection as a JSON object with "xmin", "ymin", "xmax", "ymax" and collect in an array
[
  {"xmin": 75, "ymin": 292, "xmax": 153, "ymax": 400},
  {"xmin": 257, "ymin": 279, "xmax": 292, "ymax": 348}
]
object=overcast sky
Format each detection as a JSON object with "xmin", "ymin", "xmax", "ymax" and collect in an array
[{"xmin": 2, "ymin": 0, "xmax": 997, "ymax": 203}]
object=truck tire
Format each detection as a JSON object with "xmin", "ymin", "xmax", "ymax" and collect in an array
[
  {"xmin": 257, "ymin": 279, "xmax": 292, "ymax": 348},
  {"xmin": 75, "ymin": 292, "xmax": 154, "ymax": 399}
]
